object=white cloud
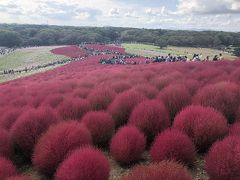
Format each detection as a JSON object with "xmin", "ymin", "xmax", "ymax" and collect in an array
[
  {"xmin": 177, "ymin": 0, "xmax": 240, "ymax": 14},
  {"xmin": 0, "ymin": 0, "xmax": 239, "ymax": 31}
]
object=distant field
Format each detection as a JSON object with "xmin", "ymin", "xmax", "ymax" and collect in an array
[
  {"xmin": 0, "ymin": 46, "xmax": 67, "ymax": 82},
  {"xmin": 0, "ymin": 46, "xmax": 67, "ymax": 71},
  {"xmin": 122, "ymin": 43, "xmax": 237, "ymax": 60}
]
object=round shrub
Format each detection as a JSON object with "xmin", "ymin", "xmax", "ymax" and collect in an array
[
  {"xmin": 0, "ymin": 157, "xmax": 17, "ymax": 180},
  {"xmin": 122, "ymin": 160, "xmax": 192, "ymax": 180},
  {"xmin": 10, "ymin": 107, "xmax": 60, "ymax": 156},
  {"xmin": 73, "ymin": 87, "xmax": 91, "ymax": 99},
  {"xmin": 157, "ymin": 84, "xmax": 191, "ymax": 121},
  {"xmin": 55, "ymin": 147, "xmax": 110, "ymax": 180},
  {"xmin": 0, "ymin": 107, "xmax": 22, "ymax": 130},
  {"xmin": 235, "ymin": 106, "xmax": 240, "ymax": 121},
  {"xmin": 229, "ymin": 122, "xmax": 240, "ymax": 136},
  {"xmin": 151, "ymin": 75, "xmax": 174, "ymax": 90},
  {"xmin": 205, "ymin": 136, "xmax": 240, "ymax": 180},
  {"xmin": 58, "ymin": 98, "xmax": 91, "ymax": 120},
  {"xmin": 108, "ymin": 90, "xmax": 146, "ymax": 127},
  {"xmin": 110, "ymin": 126, "xmax": 146, "ymax": 164},
  {"xmin": 193, "ymin": 82, "xmax": 240, "ymax": 123},
  {"xmin": 87, "ymin": 86, "xmax": 116, "ymax": 110},
  {"xmin": 6, "ymin": 176, "xmax": 30, "ymax": 180},
  {"xmin": 150, "ymin": 129, "xmax": 196, "ymax": 165},
  {"xmin": 0, "ymin": 128, "xmax": 12, "ymax": 158},
  {"xmin": 81, "ymin": 111, "xmax": 114, "ymax": 146},
  {"xmin": 133, "ymin": 84, "xmax": 158, "ymax": 99},
  {"xmin": 33, "ymin": 121, "xmax": 92, "ymax": 176},
  {"xmin": 110, "ymin": 80, "xmax": 131, "ymax": 93},
  {"xmin": 128, "ymin": 100, "xmax": 170, "ymax": 141},
  {"xmin": 173, "ymin": 105, "xmax": 228, "ymax": 152},
  {"xmin": 42, "ymin": 94, "xmax": 63, "ymax": 108}
]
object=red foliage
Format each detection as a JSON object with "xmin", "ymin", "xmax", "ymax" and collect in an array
[
  {"xmin": 58, "ymin": 98, "xmax": 91, "ymax": 120},
  {"xmin": 235, "ymin": 106, "xmax": 240, "ymax": 121},
  {"xmin": 6, "ymin": 176, "xmax": 30, "ymax": 180},
  {"xmin": 157, "ymin": 84, "xmax": 191, "ymax": 121},
  {"xmin": 110, "ymin": 126, "xmax": 146, "ymax": 164},
  {"xmin": 10, "ymin": 107, "xmax": 60, "ymax": 156},
  {"xmin": 122, "ymin": 160, "xmax": 192, "ymax": 180},
  {"xmin": 151, "ymin": 74, "xmax": 177, "ymax": 90},
  {"xmin": 229, "ymin": 122, "xmax": 240, "ymax": 136},
  {"xmin": 0, "ymin": 128, "xmax": 12, "ymax": 159},
  {"xmin": 42, "ymin": 94, "xmax": 64, "ymax": 108},
  {"xmin": 110, "ymin": 81, "xmax": 132, "ymax": 93},
  {"xmin": 108, "ymin": 90, "xmax": 146, "ymax": 127},
  {"xmin": 133, "ymin": 84, "xmax": 159, "ymax": 99},
  {"xmin": 33, "ymin": 121, "xmax": 92, "ymax": 176},
  {"xmin": 87, "ymin": 86, "xmax": 116, "ymax": 110},
  {"xmin": 73, "ymin": 87, "xmax": 91, "ymax": 99},
  {"xmin": 81, "ymin": 111, "xmax": 114, "ymax": 146},
  {"xmin": 128, "ymin": 100, "xmax": 170, "ymax": 141},
  {"xmin": 205, "ymin": 136, "xmax": 240, "ymax": 180},
  {"xmin": 150, "ymin": 129, "xmax": 196, "ymax": 166},
  {"xmin": 193, "ymin": 82, "xmax": 240, "ymax": 123},
  {"xmin": 55, "ymin": 147, "xmax": 110, "ymax": 180},
  {"xmin": 51, "ymin": 46, "xmax": 86, "ymax": 58},
  {"xmin": 173, "ymin": 105, "xmax": 228, "ymax": 152},
  {"xmin": 0, "ymin": 157, "xmax": 17, "ymax": 180},
  {"xmin": 0, "ymin": 107, "xmax": 22, "ymax": 130}
]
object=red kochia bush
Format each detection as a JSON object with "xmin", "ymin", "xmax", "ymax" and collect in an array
[
  {"xmin": 0, "ymin": 107, "xmax": 22, "ymax": 130},
  {"xmin": 108, "ymin": 90, "xmax": 146, "ymax": 127},
  {"xmin": 10, "ymin": 107, "xmax": 59, "ymax": 156},
  {"xmin": 122, "ymin": 161, "xmax": 192, "ymax": 180},
  {"xmin": 229, "ymin": 122, "xmax": 240, "ymax": 136},
  {"xmin": 173, "ymin": 105, "xmax": 228, "ymax": 152},
  {"xmin": 0, "ymin": 157, "xmax": 17, "ymax": 180},
  {"xmin": 157, "ymin": 84, "xmax": 191, "ymax": 121},
  {"xmin": 81, "ymin": 112, "xmax": 114, "ymax": 146},
  {"xmin": 205, "ymin": 136, "xmax": 240, "ymax": 180},
  {"xmin": 133, "ymin": 84, "xmax": 158, "ymax": 99},
  {"xmin": 128, "ymin": 100, "xmax": 170, "ymax": 141},
  {"xmin": 42, "ymin": 94, "xmax": 63, "ymax": 108},
  {"xmin": 6, "ymin": 176, "xmax": 30, "ymax": 180},
  {"xmin": 235, "ymin": 106, "xmax": 240, "ymax": 122},
  {"xmin": 193, "ymin": 82, "xmax": 240, "ymax": 123},
  {"xmin": 55, "ymin": 147, "xmax": 110, "ymax": 180},
  {"xmin": 58, "ymin": 98, "xmax": 91, "ymax": 120},
  {"xmin": 110, "ymin": 81, "xmax": 132, "ymax": 93},
  {"xmin": 0, "ymin": 128, "xmax": 12, "ymax": 158},
  {"xmin": 150, "ymin": 129, "xmax": 196, "ymax": 166},
  {"xmin": 87, "ymin": 86, "xmax": 116, "ymax": 110},
  {"xmin": 33, "ymin": 121, "xmax": 92, "ymax": 176},
  {"xmin": 73, "ymin": 87, "xmax": 91, "ymax": 99},
  {"xmin": 110, "ymin": 126, "xmax": 146, "ymax": 164}
]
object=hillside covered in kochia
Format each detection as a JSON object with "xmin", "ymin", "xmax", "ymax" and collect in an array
[{"xmin": 0, "ymin": 23, "xmax": 240, "ymax": 48}]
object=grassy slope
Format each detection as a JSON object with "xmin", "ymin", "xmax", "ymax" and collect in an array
[
  {"xmin": 122, "ymin": 43, "xmax": 237, "ymax": 60},
  {"xmin": 0, "ymin": 46, "xmax": 67, "ymax": 83}
]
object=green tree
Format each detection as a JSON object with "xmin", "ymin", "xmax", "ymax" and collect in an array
[
  {"xmin": 155, "ymin": 39, "xmax": 168, "ymax": 49},
  {"xmin": 0, "ymin": 30, "xmax": 22, "ymax": 47},
  {"xmin": 233, "ymin": 47, "xmax": 240, "ymax": 57}
]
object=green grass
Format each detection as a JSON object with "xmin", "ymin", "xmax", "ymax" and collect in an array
[
  {"xmin": 122, "ymin": 43, "xmax": 237, "ymax": 60},
  {"xmin": 0, "ymin": 46, "xmax": 66, "ymax": 71},
  {"xmin": 0, "ymin": 46, "xmax": 67, "ymax": 83}
]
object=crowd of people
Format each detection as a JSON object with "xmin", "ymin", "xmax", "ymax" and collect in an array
[
  {"xmin": 0, "ymin": 43, "xmax": 226, "ymax": 76},
  {"xmin": 0, "ymin": 47, "xmax": 16, "ymax": 56},
  {"xmin": 99, "ymin": 53, "xmax": 225, "ymax": 65},
  {"xmin": 80, "ymin": 44, "xmax": 123, "ymax": 57}
]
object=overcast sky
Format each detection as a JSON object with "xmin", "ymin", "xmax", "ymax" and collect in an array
[{"xmin": 0, "ymin": 0, "xmax": 240, "ymax": 32}]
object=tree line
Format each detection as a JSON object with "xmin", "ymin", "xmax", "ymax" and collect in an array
[{"xmin": 0, "ymin": 23, "xmax": 240, "ymax": 56}]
